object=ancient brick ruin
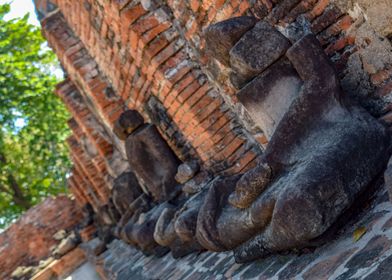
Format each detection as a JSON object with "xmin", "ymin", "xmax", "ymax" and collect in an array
[
  {"xmin": 3, "ymin": 0, "xmax": 392, "ymax": 279},
  {"xmin": 0, "ymin": 196, "xmax": 83, "ymax": 279}
]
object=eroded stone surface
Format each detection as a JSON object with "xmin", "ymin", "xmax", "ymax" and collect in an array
[
  {"xmin": 197, "ymin": 26, "xmax": 390, "ymax": 263},
  {"xmin": 204, "ymin": 16, "xmax": 257, "ymax": 67},
  {"xmin": 111, "ymin": 108, "xmax": 213, "ymax": 259},
  {"xmin": 175, "ymin": 161, "xmax": 200, "ymax": 184},
  {"xmin": 152, "ymin": 191, "xmax": 208, "ymax": 258},
  {"xmin": 52, "ymin": 232, "xmax": 80, "ymax": 258},
  {"xmin": 125, "ymin": 124, "xmax": 181, "ymax": 202},
  {"xmin": 122, "ymin": 203, "xmax": 170, "ymax": 256},
  {"xmin": 78, "ymin": 15, "xmax": 392, "ymax": 277},
  {"xmin": 229, "ymin": 21, "xmax": 291, "ymax": 87},
  {"xmin": 113, "ymin": 110, "xmax": 144, "ymax": 140},
  {"xmin": 384, "ymin": 156, "xmax": 392, "ymax": 200},
  {"xmin": 237, "ymin": 58, "xmax": 302, "ymax": 140},
  {"xmin": 112, "ymin": 172, "xmax": 143, "ymax": 216}
]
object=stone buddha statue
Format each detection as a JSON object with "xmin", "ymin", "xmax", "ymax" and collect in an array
[
  {"xmin": 118, "ymin": 110, "xmax": 181, "ymax": 202},
  {"xmin": 110, "ymin": 172, "xmax": 151, "ymax": 249},
  {"xmin": 196, "ymin": 17, "xmax": 390, "ymax": 263},
  {"xmin": 114, "ymin": 110, "xmax": 210, "ymax": 257},
  {"xmin": 112, "ymin": 110, "xmax": 179, "ymax": 255},
  {"xmin": 153, "ymin": 186, "xmax": 207, "ymax": 258},
  {"xmin": 111, "ymin": 172, "xmax": 143, "ymax": 217}
]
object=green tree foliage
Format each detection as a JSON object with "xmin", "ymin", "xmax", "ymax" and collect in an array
[{"xmin": 0, "ymin": 4, "xmax": 71, "ymax": 228}]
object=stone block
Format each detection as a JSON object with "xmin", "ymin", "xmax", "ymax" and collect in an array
[
  {"xmin": 112, "ymin": 172, "xmax": 143, "ymax": 215},
  {"xmin": 52, "ymin": 232, "xmax": 79, "ymax": 258},
  {"xmin": 230, "ymin": 21, "xmax": 291, "ymax": 87},
  {"xmin": 175, "ymin": 161, "xmax": 200, "ymax": 184},
  {"xmin": 197, "ymin": 34, "xmax": 391, "ymax": 263},
  {"xmin": 113, "ymin": 110, "xmax": 144, "ymax": 140},
  {"xmin": 204, "ymin": 16, "xmax": 257, "ymax": 67},
  {"xmin": 125, "ymin": 124, "xmax": 181, "ymax": 202},
  {"xmin": 237, "ymin": 58, "xmax": 302, "ymax": 140},
  {"xmin": 384, "ymin": 156, "xmax": 392, "ymax": 200}
]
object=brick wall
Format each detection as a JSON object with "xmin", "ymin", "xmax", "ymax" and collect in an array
[
  {"xmin": 0, "ymin": 195, "xmax": 82, "ymax": 279},
  {"xmin": 34, "ymin": 0, "xmax": 392, "ymax": 217}
]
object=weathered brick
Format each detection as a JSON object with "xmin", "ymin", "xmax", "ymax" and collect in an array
[
  {"xmin": 311, "ymin": 5, "xmax": 343, "ymax": 34},
  {"xmin": 0, "ymin": 196, "xmax": 83, "ymax": 280},
  {"xmin": 305, "ymin": 0, "xmax": 330, "ymax": 21}
]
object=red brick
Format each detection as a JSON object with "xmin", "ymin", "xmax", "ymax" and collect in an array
[
  {"xmin": 50, "ymin": 248, "xmax": 86, "ymax": 278},
  {"xmin": 120, "ymin": 4, "xmax": 147, "ymax": 27},
  {"xmin": 305, "ymin": 0, "xmax": 330, "ymax": 21},
  {"xmin": 144, "ymin": 37, "xmax": 172, "ymax": 69},
  {"xmin": 211, "ymin": 139, "xmax": 244, "ymax": 164},
  {"xmin": 141, "ymin": 22, "xmax": 171, "ymax": 46},
  {"xmin": 325, "ymin": 35, "xmax": 355, "ymax": 55},
  {"xmin": 133, "ymin": 14, "xmax": 161, "ymax": 35},
  {"xmin": 311, "ymin": 5, "xmax": 343, "ymax": 34},
  {"xmin": 202, "ymin": 0, "xmax": 214, "ymax": 11},
  {"xmin": 189, "ymin": 0, "xmax": 200, "ymax": 13},
  {"xmin": 0, "ymin": 196, "xmax": 82, "ymax": 280},
  {"xmin": 184, "ymin": 83, "xmax": 210, "ymax": 108},
  {"xmin": 191, "ymin": 97, "xmax": 221, "ymax": 124},
  {"xmin": 147, "ymin": 39, "xmax": 181, "ymax": 77},
  {"xmin": 376, "ymin": 81, "xmax": 392, "ymax": 97},
  {"xmin": 318, "ymin": 15, "xmax": 354, "ymax": 45},
  {"xmin": 284, "ymin": 0, "xmax": 317, "ymax": 23},
  {"xmin": 166, "ymin": 65, "xmax": 192, "ymax": 89}
]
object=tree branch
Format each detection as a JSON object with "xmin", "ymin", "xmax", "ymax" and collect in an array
[
  {"xmin": 7, "ymin": 174, "xmax": 31, "ymax": 209},
  {"xmin": 0, "ymin": 183, "xmax": 11, "ymax": 194},
  {"xmin": 0, "ymin": 152, "xmax": 31, "ymax": 209}
]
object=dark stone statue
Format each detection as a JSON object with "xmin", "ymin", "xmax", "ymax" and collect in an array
[
  {"xmin": 107, "ymin": 17, "xmax": 390, "ymax": 263},
  {"xmin": 122, "ymin": 203, "xmax": 170, "ymax": 256},
  {"xmin": 113, "ymin": 111, "xmax": 204, "ymax": 257},
  {"xmin": 112, "ymin": 172, "xmax": 143, "ymax": 216},
  {"xmin": 154, "ymin": 189, "xmax": 207, "ymax": 258},
  {"xmin": 197, "ymin": 17, "xmax": 391, "ymax": 263},
  {"xmin": 110, "ymin": 172, "xmax": 151, "ymax": 249},
  {"xmin": 108, "ymin": 168, "xmax": 162, "ymax": 254},
  {"xmin": 119, "ymin": 111, "xmax": 181, "ymax": 202},
  {"xmin": 113, "ymin": 110, "xmax": 144, "ymax": 141}
]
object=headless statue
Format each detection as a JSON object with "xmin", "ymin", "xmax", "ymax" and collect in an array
[
  {"xmin": 126, "ymin": 114, "xmax": 181, "ymax": 202},
  {"xmin": 197, "ymin": 18, "xmax": 390, "ymax": 263},
  {"xmin": 114, "ymin": 110, "xmax": 203, "ymax": 257},
  {"xmin": 113, "ymin": 111, "xmax": 177, "ymax": 255},
  {"xmin": 112, "ymin": 172, "xmax": 143, "ymax": 216},
  {"xmin": 110, "ymin": 172, "xmax": 153, "ymax": 251},
  {"xmin": 154, "ymin": 189, "xmax": 207, "ymax": 258}
]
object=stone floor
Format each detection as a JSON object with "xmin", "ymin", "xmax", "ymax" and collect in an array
[
  {"xmin": 63, "ymin": 262, "xmax": 101, "ymax": 280},
  {"xmin": 95, "ymin": 186, "xmax": 392, "ymax": 280}
]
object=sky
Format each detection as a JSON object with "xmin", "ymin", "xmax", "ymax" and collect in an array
[{"xmin": 2, "ymin": 0, "xmax": 39, "ymax": 26}]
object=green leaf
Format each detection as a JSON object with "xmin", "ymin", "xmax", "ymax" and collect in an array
[
  {"xmin": 41, "ymin": 178, "xmax": 52, "ymax": 188},
  {"xmin": 0, "ymin": 4, "xmax": 71, "ymax": 229}
]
